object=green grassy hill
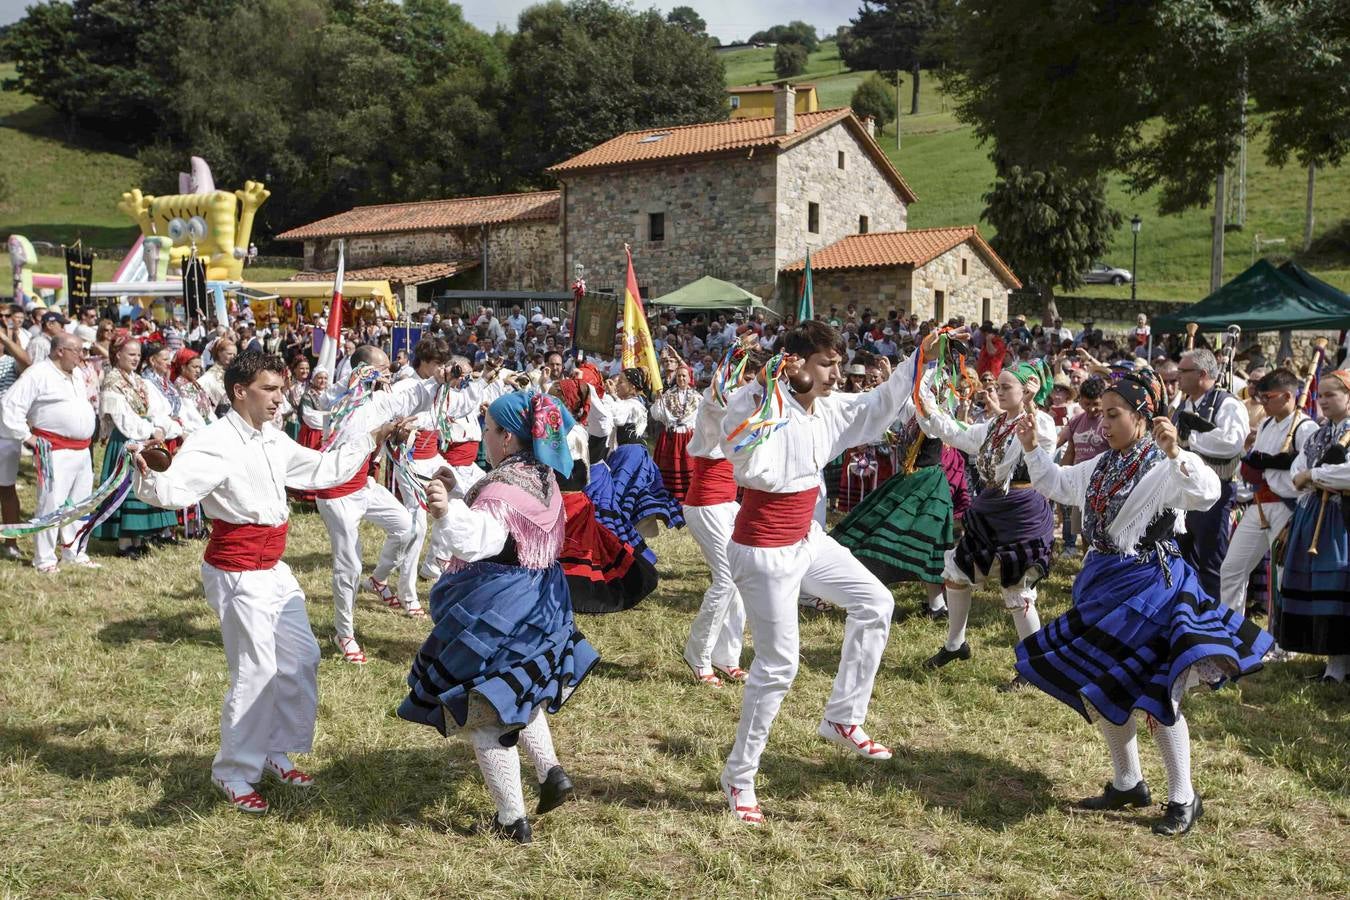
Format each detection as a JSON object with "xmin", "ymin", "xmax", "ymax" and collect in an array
[{"xmin": 723, "ymin": 41, "xmax": 1350, "ymax": 302}]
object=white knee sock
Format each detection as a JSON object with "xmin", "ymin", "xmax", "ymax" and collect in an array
[
  {"xmin": 944, "ymin": 585, "xmax": 972, "ymax": 651},
  {"xmin": 470, "ymin": 729, "xmax": 527, "ymax": 824},
  {"xmin": 1096, "ymin": 717, "xmax": 1144, "ymax": 790},
  {"xmin": 1010, "ymin": 604, "xmax": 1041, "ymax": 641},
  {"xmin": 925, "ymin": 582, "xmax": 947, "ymax": 611},
  {"xmin": 1325, "ymin": 654, "xmax": 1349, "ymax": 682},
  {"xmin": 517, "ymin": 713, "xmax": 561, "ymax": 784},
  {"xmin": 1153, "ymin": 714, "xmax": 1195, "ymax": 805}
]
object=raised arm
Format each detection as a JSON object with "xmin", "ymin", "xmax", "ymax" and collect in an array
[
  {"xmin": 916, "ymin": 369, "xmax": 987, "ymax": 455},
  {"xmin": 133, "ymin": 435, "xmax": 229, "ymax": 509},
  {"xmin": 825, "ymin": 355, "xmax": 915, "ymax": 458},
  {"xmin": 283, "ymin": 431, "xmax": 378, "ymax": 490},
  {"xmin": 1022, "ymin": 444, "xmax": 1094, "ymax": 507}
]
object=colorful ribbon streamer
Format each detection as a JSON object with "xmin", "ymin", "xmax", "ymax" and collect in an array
[
  {"xmin": 383, "ymin": 434, "xmax": 429, "ymax": 510},
  {"xmin": 726, "ymin": 352, "xmax": 789, "ymax": 453},
  {"xmin": 32, "ymin": 436, "xmax": 53, "ymax": 495},
  {"xmin": 1, "ymin": 449, "xmax": 136, "ymax": 555},
  {"xmin": 712, "ymin": 342, "xmax": 752, "ymax": 408},
  {"xmin": 321, "ymin": 364, "xmax": 384, "ymax": 450}
]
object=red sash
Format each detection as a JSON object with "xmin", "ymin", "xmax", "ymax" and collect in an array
[
  {"xmin": 443, "ymin": 440, "xmax": 480, "ymax": 466},
  {"xmin": 1255, "ymin": 485, "xmax": 1282, "ymax": 504},
  {"xmin": 731, "ymin": 488, "xmax": 819, "ymax": 547},
  {"xmin": 32, "ymin": 428, "xmax": 91, "ymax": 451},
  {"xmin": 204, "ymin": 521, "xmax": 289, "ymax": 572},
  {"xmin": 314, "ymin": 452, "xmax": 376, "ymax": 500},
  {"xmin": 684, "ymin": 456, "xmax": 737, "ymax": 507},
  {"xmin": 412, "ymin": 430, "xmax": 440, "ymax": 460}
]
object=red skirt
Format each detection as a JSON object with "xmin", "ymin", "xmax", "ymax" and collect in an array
[
  {"xmin": 837, "ymin": 446, "xmax": 896, "ymax": 513},
  {"xmin": 653, "ymin": 429, "xmax": 694, "ymax": 503},
  {"xmin": 560, "ymin": 491, "xmax": 657, "ymax": 614},
  {"xmin": 287, "ymin": 423, "xmax": 325, "ymax": 503}
]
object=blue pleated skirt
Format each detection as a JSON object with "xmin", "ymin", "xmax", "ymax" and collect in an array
[
  {"xmin": 605, "ymin": 443, "xmax": 685, "ymax": 530},
  {"xmin": 398, "ymin": 561, "xmax": 599, "ymax": 740},
  {"xmin": 585, "ymin": 460, "xmax": 657, "ymax": 565},
  {"xmin": 1274, "ymin": 493, "xmax": 1350, "ymax": 654},
  {"xmin": 1015, "ymin": 550, "xmax": 1272, "ymax": 726}
]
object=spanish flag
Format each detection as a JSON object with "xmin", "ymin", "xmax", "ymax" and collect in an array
[{"xmin": 621, "ymin": 245, "xmax": 663, "ymax": 392}]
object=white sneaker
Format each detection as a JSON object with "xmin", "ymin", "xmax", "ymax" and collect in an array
[
  {"xmin": 65, "ymin": 557, "xmax": 102, "ymax": 569},
  {"xmin": 720, "ymin": 777, "xmax": 763, "ymax": 825},
  {"xmin": 818, "ymin": 720, "xmax": 893, "ymax": 760}
]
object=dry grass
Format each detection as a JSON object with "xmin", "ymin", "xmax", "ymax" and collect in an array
[{"xmin": 0, "ymin": 465, "xmax": 1347, "ymax": 898}]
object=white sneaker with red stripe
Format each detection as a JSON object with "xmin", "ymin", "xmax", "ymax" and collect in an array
[
  {"xmin": 264, "ymin": 754, "xmax": 315, "ymax": 788},
  {"xmin": 365, "ymin": 576, "xmax": 403, "ymax": 611},
  {"xmin": 213, "ymin": 777, "xmax": 269, "ymax": 814},
  {"xmin": 334, "ymin": 635, "xmax": 367, "ymax": 665},
  {"xmin": 817, "ymin": 720, "xmax": 893, "ymax": 760},
  {"xmin": 720, "ymin": 777, "xmax": 764, "ymax": 826}
]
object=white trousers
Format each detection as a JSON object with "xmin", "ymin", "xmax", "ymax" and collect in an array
[
  {"xmin": 683, "ymin": 502, "xmax": 747, "ymax": 671},
  {"xmin": 34, "ymin": 447, "xmax": 93, "ymax": 568},
  {"xmin": 316, "ymin": 480, "xmax": 412, "ymax": 638},
  {"xmin": 1218, "ymin": 501, "xmax": 1292, "ymax": 614},
  {"xmin": 424, "ymin": 462, "xmax": 486, "ymax": 574},
  {"xmin": 203, "ymin": 560, "xmax": 321, "ymax": 784},
  {"xmin": 0, "ymin": 437, "xmax": 20, "ymax": 486},
  {"xmin": 723, "ymin": 523, "xmax": 894, "ymax": 787}
]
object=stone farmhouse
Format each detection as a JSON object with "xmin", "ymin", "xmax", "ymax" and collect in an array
[{"xmin": 276, "ymin": 85, "xmax": 1018, "ymax": 321}]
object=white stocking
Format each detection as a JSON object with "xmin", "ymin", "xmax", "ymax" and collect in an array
[
  {"xmin": 517, "ymin": 712, "xmax": 560, "ymax": 785},
  {"xmin": 1324, "ymin": 654, "xmax": 1349, "ymax": 682},
  {"xmin": 925, "ymin": 582, "xmax": 947, "ymax": 611},
  {"xmin": 1152, "ymin": 714, "xmax": 1195, "ymax": 805},
  {"xmin": 469, "ymin": 728, "xmax": 526, "ymax": 824},
  {"xmin": 943, "ymin": 584, "xmax": 972, "ymax": 651},
  {"xmin": 1096, "ymin": 717, "xmax": 1144, "ymax": 790},
  {"xmin": 1009, "ymin": 605, "xmax": 1041, "ymax": 641}
]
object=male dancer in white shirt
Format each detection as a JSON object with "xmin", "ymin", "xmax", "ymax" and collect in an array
[
  {"xmin": 0, "ymin": 331, "xmax": 98, "ymax": 572},
  {"xmin": 133, "ymin": 351, "xmax": 400, "ymax": 813},
  {"xmin": 717, "ymin": 321, "xmax": 930, "ymax": 825}
]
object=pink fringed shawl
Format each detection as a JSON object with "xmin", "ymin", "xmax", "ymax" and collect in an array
[{"xmin": 450, "ymin": 456, "xmax": 565, "ymax": 570}]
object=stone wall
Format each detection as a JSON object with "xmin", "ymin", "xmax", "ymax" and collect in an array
[
  {"xmin": 302, "ymin": 220, "xmax": 561, "ymax": 291},
  {"xmin": 774, "ymin": 121, "xmax": 908, "ymax": 278},
  {"xmin": 911, "ymin": 244, "xmax": 1009, "ymax": 323},
  {"xmin": 1007, "ymin": 292, "xmax": 1190, "ymax": 325},
  {"xmin": 560, "ymin": 154, "xmax": 781, "ymax": 300},
  {"xmin": 807, "ymin": 267, "xmax": 912, "ymax": 313}
]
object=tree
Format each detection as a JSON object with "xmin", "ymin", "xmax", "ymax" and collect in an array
[
  {"xmin": 982, "ymin": 161, "xmax": 1122, "ymax": 323},
  {"xmin": 665, "ymin": 5, "xmax": 706, "ymax": 39},
  {"xmin": 843, "ymin": 0, "xmax": 943, "ymax": 115},
  {"xmin": 774, "ymin": 42, "xmax": 808, "ymax": 78},
  {"xmin": 850, "ymin": 73, "xmax": 895, "ymax": 130},
  {"xmin": 750, "ymin": 21, "xmax": 819, "ymax": 52},
  {"xmin": 504, "ymin": 0, "xmax": 726, "ymax": 184}
]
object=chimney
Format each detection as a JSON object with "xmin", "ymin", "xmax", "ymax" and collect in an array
[
  {"xmin": 774, "ymin": 84, "xmax": 796, "ymax": 136},
  {"xmin": 862, "ymin": 115, "xmax": 876, "ymax": 138}
]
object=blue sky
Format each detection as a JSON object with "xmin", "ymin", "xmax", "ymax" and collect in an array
[{"xmin": 0, "ymin": 0, "xmax": 856, "ymax": 43}]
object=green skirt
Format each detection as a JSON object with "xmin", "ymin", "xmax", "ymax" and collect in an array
[
  {"xmin": 91, "ymin": 429, "xmax": 179, "ymax": 540},
  {"xmin": 830, "ymin": 465, "xmax": 954, "ymax": 584}
]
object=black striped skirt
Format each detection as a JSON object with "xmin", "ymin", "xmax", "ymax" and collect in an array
[{"xmin": 952, "ymin": 486, "xmax": 1054, "ymax": 587}]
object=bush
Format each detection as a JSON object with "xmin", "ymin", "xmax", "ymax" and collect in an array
[
  {"xmin": 851, "ymin": 73, "xmax": 895, "ymax": 129},
  {"xmin": 774, "ymin": 43, "xmax": 808, "ymax": 78}
]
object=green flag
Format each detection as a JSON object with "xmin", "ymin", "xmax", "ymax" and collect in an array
[{"xmin": 797, "ymin": 248, "xmax": 813, "ymax": 322}]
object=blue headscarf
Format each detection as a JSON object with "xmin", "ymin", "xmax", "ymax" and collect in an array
[{"xmin": 487, "ymin": 390, "xmax": 575, "ymax": 478}]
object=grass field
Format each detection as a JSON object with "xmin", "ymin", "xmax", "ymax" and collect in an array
[{"xmin": 0, "ymin": 460, "xmax": 1346, "ymax": 898}]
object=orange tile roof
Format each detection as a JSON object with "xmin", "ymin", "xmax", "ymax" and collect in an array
[
  {"xmin": 547, "ymin": 108, "xmax": 917, "ymax": 203},
  {"xmin": 290, "ymin": 260, "xmax": 478, "ymax": 285},
  {"xmin": 276, "ymin": 191, "xmax": 559, "ymax": 242},
  {"xmin": 781, "ymin": 226, "xmax": 1022, "ymax": 288}
]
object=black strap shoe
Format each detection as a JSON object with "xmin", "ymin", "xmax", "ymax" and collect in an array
[
  {"xmin": 472, "ymin": 814, "xmax": 533, "ymax": 844},
  {"xmin": 1077, "ymin": 780, "xmax": 1151, "ymax": 810},
  {"xmin": 923, "ymin": 642, "xmax": 971, "ymax": 669},
  {"xmin": 1152, "ymin": 796, "xmax": 1203, "ymax": 836},
  {"xmin": 537, "ymin": 765, "xmax": 575, "ymax": 815}
]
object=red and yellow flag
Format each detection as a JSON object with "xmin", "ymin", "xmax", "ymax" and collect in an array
[{"xmin": 621, "ymin": 245, "xmax": 663, "ymax": 393}]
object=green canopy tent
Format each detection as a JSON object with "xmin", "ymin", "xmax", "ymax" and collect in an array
[
  {"xmin": 1153, "ymin": 259, "xmax": 1350, "ymax": 333},
  {"xmin": 649, "ymin": 275, "xmax": 778, "ymax": 316}
]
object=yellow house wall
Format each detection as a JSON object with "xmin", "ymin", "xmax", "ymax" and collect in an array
[{"xmin": 729, "ymin": 88, "xmax": 818, "ymax": 119}]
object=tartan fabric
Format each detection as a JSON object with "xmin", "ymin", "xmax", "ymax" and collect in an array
[{"xmin": 831, "ymin": 465, "xmax": 953, "ymax": 584}]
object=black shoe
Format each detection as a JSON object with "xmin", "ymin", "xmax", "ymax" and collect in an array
[
  {"xmin": 472, "ymin": 814, "xmax": 533, "ymax": 844},
  {"xmin": 997, "ymin": 673, "xmax": 1032, "ymax": 693},
  {"xmin": 1078, "ymin": 780, "xmax": 1151, "ymax": 811},
  {"xmin": 537, "ymin": 765, "xmax": 575, "ymax": 815},
  {"xmin": 116, "ymin": 545, "xmax": 148, "ymax": 559},
  {"xmin": 923, "ymin": 642, "xmax": 971, "ymax": 669},
  {"xmin": 151, "ymin": 535, "xmax": 183, "ymax": 547},
  {"xmin": 920, "ymin": 604, "xmax": 949, "ymax": 621},
  {"xmin": 1152, "ymin": 796, "xmax": 1203, "ymax": 836}
]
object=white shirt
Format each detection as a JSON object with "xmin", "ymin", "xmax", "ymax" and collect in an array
[
  {"xmin": 1176, "ymin": 389, "xmax": 1248, "ymax": 461},
  {"xmin": 1250, "ymin": 410, "xmax": 1317, "ymax": 499},
  {"xmin": 324, "ymin": 377, "xmax": 439, "ymax": 448},
  {"xmin": 687, "ymin": 387, "xmax": 730, "ymax": 460},
  {"xmin": 0, "ymin": 359, "xmax": 97, "ymax": 443},
  {"xmin": 650, "ymin": 387, "xmax": 700, "ymax": 434},
  {"xmin": 918, "ymin": 370, "xmax": 1057, "ymax": 490},
  {"xmin": 100, "ymin": 373, "xmax": 182, "ymax": 441},
  {"xmin": 198, "ymin": 366, "xmax": 227, "ymax": 410},
  {"xmin": 134, "ymin": 411, "xmax": 376, "ymax": 525},
  {"xmin": 27, "ymin": 333, "xmax": 51, "ymax": 365},
  {"xmin": 1292, "ymin": 420, "xmax": 1350, "ymax": 493},
  {"xmin": 720, "ymin": 361, "xmax": 915, "ymax": 494}
]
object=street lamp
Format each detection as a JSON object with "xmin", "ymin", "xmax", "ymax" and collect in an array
[{"xmin": 1130, "ymin": 214, "xmax": 1142, "ymax": 302}]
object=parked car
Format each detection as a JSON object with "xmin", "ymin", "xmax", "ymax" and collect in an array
[{"xmin": 1081, "ymin": 262, "xmax": 1133, "ymax": 285}]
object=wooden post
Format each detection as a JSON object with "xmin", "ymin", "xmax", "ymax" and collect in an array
[
  {"xmin": 1304, "ymin": 162, "xmax": 1317, "ymax": 252},
  {"xmin": 1210, "ymin": 170, "xmax": 1226, "ymax": 293}
]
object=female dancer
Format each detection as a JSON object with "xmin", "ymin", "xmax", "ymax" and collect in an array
[
  {"xmin": 172, "ymin": 349, "xmax": 216, "ymax": 428},
  {"xmin": 650, "ymin": 363, "xmax": 700, "ymax": 503},
  {"xmin": 1274, "ymin": 368, "xmax": 1350, "ymax": 683},
  {"xmin": 94, "ymin": 335, "xmax": 181, "ymax": 556},
  {"xmin": 587, "ymin": 366, "xmax": 683, "ymax": 538},
  {"xmin": 552, "ymin": 377, "xmax": 657, "ymax": 614},
  {"xmin": 398, "ymin": 390, "xmax": 599, "ymax": 844},
  {"xmin": 917, "ymin": 360, "xmax": 1058, "ymax": 687},
  {"xmin": 1014, "ymin": 370, "xmax": 1271, "ymax": 835}
]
